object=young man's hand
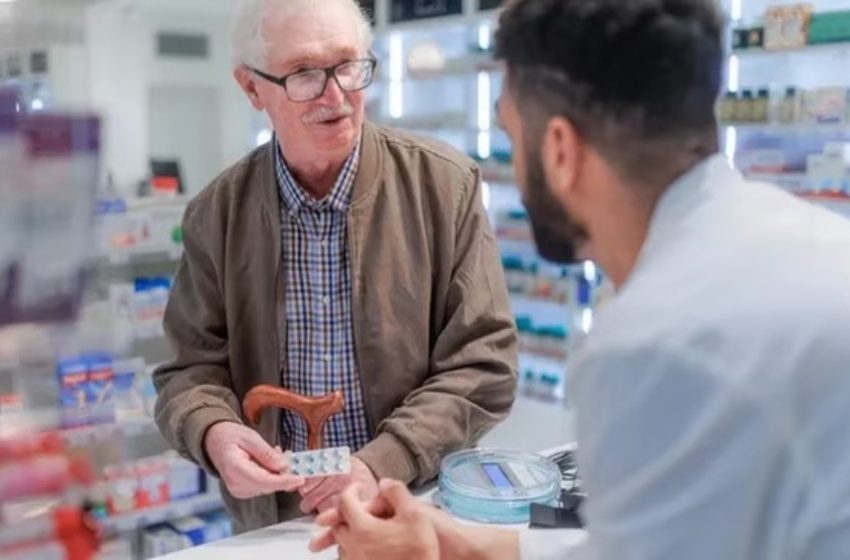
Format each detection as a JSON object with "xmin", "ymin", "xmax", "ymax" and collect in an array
[{"xmin": 310, "ymin": 479, "xmax": 521, "ymax": 560}]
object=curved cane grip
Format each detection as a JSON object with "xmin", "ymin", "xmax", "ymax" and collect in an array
[{"xmin": 242, "ymin": 385, "xmax": 345, "ymax": 450}]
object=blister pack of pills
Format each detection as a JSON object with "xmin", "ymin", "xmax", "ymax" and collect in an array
[{"xmin": 286, "ymin": 446, "xmax": 351, "ymax": 478}]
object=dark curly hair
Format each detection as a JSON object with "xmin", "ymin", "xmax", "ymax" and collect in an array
[{"xmin": 494, "ymin": 0, "xmax": 725, "ymax": 188}]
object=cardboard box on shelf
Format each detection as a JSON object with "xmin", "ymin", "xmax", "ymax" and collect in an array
[
  {"xmin": 802, "ymin": 87, "xmax": 848, "ymax": 124},
  {"xmin": 764, "ymin": 3, "xmax": 814, "ymax": 50},
  {"xmin": 809, "ymin": 10, "xmax": 850, "ymax": 44}
]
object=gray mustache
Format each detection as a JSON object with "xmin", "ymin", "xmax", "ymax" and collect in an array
[{"xmin": 302, "ymin": 104, "xmax": 354, "ymax": 124}]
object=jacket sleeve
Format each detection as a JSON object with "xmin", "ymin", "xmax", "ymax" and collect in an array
[
  {"xmin": 153, "ymin": 202, "xmax": 243, "ymax": 475},
  {"xmin": 356, "ymin": 166, "xmax": 519, "ymax": 484}
]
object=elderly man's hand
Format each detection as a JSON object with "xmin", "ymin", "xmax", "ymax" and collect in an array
[
  {"xmin": 298, "ymin": 456, "xmax": 378, "ymax": 514},
  {"xmin": 204, "ymin": 422, "xmax": 304, "ymax": 499},
  {"xmin": 310, "ymin": 479, "xmax": 439, "ymax": 560},
  {"xmin": 310, "ymin": 479, "xmax": 522, "ymax": 560}
]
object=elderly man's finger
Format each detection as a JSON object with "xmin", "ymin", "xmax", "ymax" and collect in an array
[
  {"xmin": 301, "ymin": 476, "xmax": 347, "ymax": 514},
  {"xmin": 299, "ymin": 472, "xmax": 330, "ymax": 496}
]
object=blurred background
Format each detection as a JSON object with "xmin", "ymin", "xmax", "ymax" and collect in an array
[{"xmin": 1, "ymin": 0, "xmax": 849, "ymax": 558}]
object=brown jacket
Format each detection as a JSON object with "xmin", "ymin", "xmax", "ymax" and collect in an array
[{"xmin": 153, "ymin": 122, "xmax": 518, "ymax": 533}]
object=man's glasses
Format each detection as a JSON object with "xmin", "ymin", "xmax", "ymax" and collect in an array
[{"xmin": 250, "ymin": 57, "xmax": 378, "ymax": 103}]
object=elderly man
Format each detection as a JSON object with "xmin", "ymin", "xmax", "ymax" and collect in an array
[
  {"xmin": 311, "ymin": 0, "xmax": 850, "ymax": 559},
  {"xmin": 153, "ymin": 0, "xmax": 517, "ymax": 533}
]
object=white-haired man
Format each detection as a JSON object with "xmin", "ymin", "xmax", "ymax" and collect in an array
[{"xmin": 153, "ymin": 0, "xmax": 518, "ymax": 533}]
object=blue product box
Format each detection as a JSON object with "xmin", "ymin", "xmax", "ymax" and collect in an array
[
  {"xmin": 86, "ymin": 352, "xmax": 115, "ymax": 425},
  {"xmin": 57, "ymin": 356, "xmax": 89, "ymax": 428}
]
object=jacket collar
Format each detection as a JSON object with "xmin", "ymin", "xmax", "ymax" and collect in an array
[{"xmin": 258, "ymin": 120, "xmax": 383, "ymax": 220}]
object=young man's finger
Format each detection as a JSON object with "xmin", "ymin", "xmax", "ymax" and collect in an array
[
  {"xmin": 338, "ymin": 484, "xmax": 370, "ymax": 529},
  {"xmin": 378, "ymin": 478, "xmax": 414, "ymax": 512},
  {"xmin": 315, "ymin": 507, "xmax": 342, "ymax": 527},
  {"xmin": 332, "ymin": 524, "xmax": 353, "ymax": 551},
  {"xmin": 366, "ymin": 491, "xmax": 394, "ymax": 519},
  {"xmin": 308, "ymin": 528, "xmax": 337, "ymax": 552}
]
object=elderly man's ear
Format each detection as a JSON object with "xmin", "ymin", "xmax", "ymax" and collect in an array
[{"xmin": 234, "ymin": 66, "xmax": 265, "ymax": 111}]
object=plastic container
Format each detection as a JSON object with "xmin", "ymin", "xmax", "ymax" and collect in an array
[{"xmin": 439, "ymin": 449, "xmax": 561, "ymax": 524}]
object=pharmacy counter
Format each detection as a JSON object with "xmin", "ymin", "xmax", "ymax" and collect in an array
[{"xmin": 157, "ymin": 397, "xmax": 581, "ymax": 559}]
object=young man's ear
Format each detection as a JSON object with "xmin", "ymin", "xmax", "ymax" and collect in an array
[{"xmin": 541, "ymin": 116, "xmax": 582, "ymax": 206}]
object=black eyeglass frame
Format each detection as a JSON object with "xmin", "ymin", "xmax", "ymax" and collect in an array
[{"xmin": 248, "ymin": 56, "xmax": 378, "ymax": 102}]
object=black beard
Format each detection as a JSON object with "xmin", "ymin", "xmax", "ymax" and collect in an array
[{"xmin": 522, "ymin": 145, "xmax": 588, "ymax": 265}]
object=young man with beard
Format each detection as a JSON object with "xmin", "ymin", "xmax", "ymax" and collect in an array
[{"xmin": 310, "ymin": 0, "xmax": 850, "ymax": 558}]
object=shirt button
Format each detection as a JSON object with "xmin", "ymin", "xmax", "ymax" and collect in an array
[
  {"xmin": 321, "ymin": 240, "xmax": 329, "ymax": 248},
  {"xmin": 322, "ymin": 296, "xmax": 330, "ymax": 305},
  {"xmin": 323, "ymin": 354, "xmax": 332, "ymax": 362}
]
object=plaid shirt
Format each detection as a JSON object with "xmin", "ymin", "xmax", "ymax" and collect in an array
[{"xmin": 274, "ymin": 138, "xmax": 371, "ymax": 453}]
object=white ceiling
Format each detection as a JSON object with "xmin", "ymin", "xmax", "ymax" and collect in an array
[
  {"xmin": 0, "ymin": 0, "xmax": 233, "ymax": 50},
  {"xmin": 0, "ymin": 0, "xmax": 104, "ymax": 50}
]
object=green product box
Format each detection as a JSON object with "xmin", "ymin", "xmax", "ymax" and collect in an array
[{"xmin": 808, "ymin": 11, "xmax": 850, "ymax": 44}]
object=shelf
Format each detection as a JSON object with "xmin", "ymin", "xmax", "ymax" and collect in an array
[
  {"xmin": 102, "ymin": 246, "xmax": 183, "ymax": 266},
  {"xmin": 722, "ymin": 122, "xmax": 850, "ymax": 134},
  {"xmin": 518, "ymin": 349, "xmax": 569, "ymax": 367},
  {"xmin": 480, "ymin": 163, "xmax": 515, "ymax": 184},
  {"xmin": 509, "ymin": 292, "xmax": 571, "ymax": 308},
  {"xmin": 61, "ymin": 418, "xmax": 159, "ymax": 447},
  {"xmin": 374, "ymin": 114, "xmax": 468, "ymax": 131},
  {"xmin": 746, "ymin": 173, "xmax": 807, "ymax": 190},
  {"xmin": 100, "ymin": 492, "xmax": 224, "ymax": 536},
  {"xmin": 733, "ymin": 41, "xmax": 850, "ymax": 58},
  {"xmin": 497, "ymin": 234, "xmax": 535, "ymax": 247},
  {"xmin": 746, "ymin": 174, "xmax": 850, "ymax": 198},
  {"xmin": 376, "ymin": 54, "xmax": 502, "ymax": 83},
  {"xmin": 794, "ymin": 190, "xmax": 850, "ymax": 202}
]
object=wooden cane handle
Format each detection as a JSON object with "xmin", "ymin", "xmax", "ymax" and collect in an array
[{"xmin": 242, "ymin": 385, "xmax": 345, "ymax": 450}]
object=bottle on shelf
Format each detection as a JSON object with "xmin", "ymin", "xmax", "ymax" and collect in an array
[
  {"xmin": 737, "ymin": 90, "xmax": 754, "ymax": 123},
  {"xmin": 754, "ymin": 89, "xmax": 770, "ymax": 123},
  {"xmin": 779, "ymin": 87, "xmax": 801, "ymax": 124},
  {"xmin": 718, "ymin": 91, "xmax": 738, "ymax": 123}
]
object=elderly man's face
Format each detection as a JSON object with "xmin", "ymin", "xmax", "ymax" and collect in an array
[{"xmin": 255, "ymin": 4, "xmax": 367, "ymax": 161}]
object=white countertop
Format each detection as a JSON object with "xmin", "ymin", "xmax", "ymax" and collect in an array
[{"xmin": 157, "ymin": 397, "xmax": 580, "ymax": 559}]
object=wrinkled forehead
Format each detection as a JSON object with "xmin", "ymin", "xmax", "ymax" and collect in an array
[{"xmin": 263, "ymin": 3, "xmax": 365, "ymax": 72}]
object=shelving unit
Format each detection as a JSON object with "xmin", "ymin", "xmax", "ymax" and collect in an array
[
  {"xmin": 733, "ymin": 40, "xmax": 850, "ymax": 56},
  {"xmin": 1, "ymin": 170, "xmax": 210, "ymax": 558},
  {"xmin": 365, "ymin": 1, "xmax": 611, "ymax": 405},
  {"xmin": 60, "ymin": 417, "xmax": 160, "ymax": 448},
  {"xmin": 721, "ymin": 122, "xmax": 850, "ymax": 133},
  {"xmin": 100, "ymin": 491, "xmax": 224, "ymax": 537},
  {"xmin": 722, "ymin": 0, "xmax": 850, "ymax": 219}
]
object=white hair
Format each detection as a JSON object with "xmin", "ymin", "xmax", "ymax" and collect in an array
[{"xmin": 230, "ymin": 0, "xmax": 373, "ymax": 69}]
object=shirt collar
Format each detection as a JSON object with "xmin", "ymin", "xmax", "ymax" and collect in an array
[
  {"xmin": 629, "ymin": 153, "xmax": 741, "ymax": 280},
  {"xmin": 274, "ymin": 135, "xmax": 361, "ymax": 214}
]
